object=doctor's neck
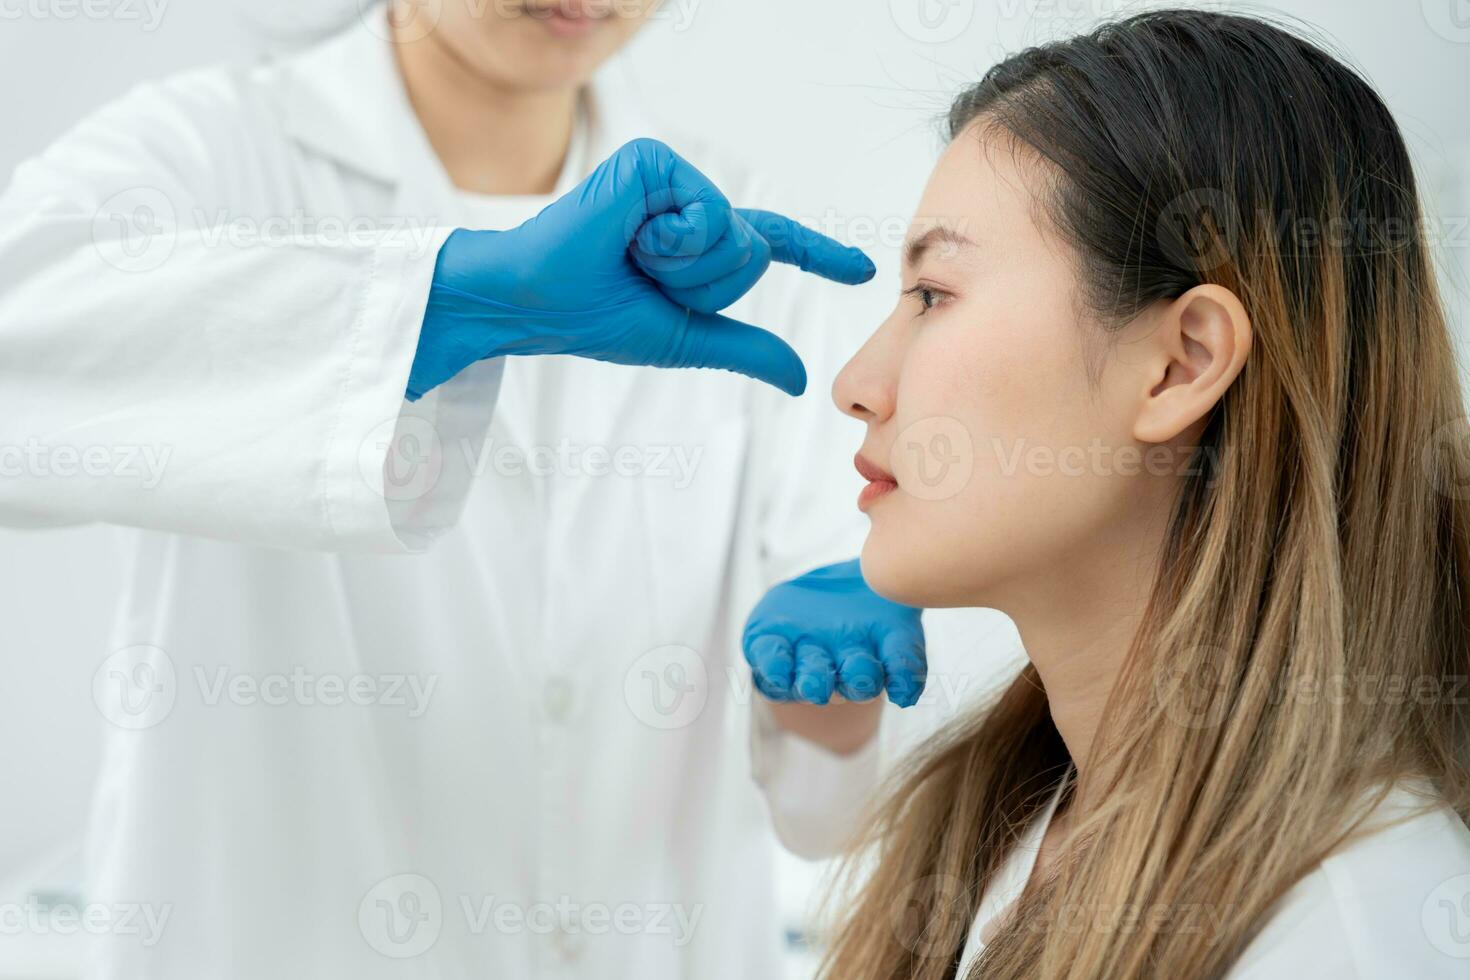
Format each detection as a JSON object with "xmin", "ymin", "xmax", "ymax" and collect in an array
[{"xmin": 393, "ymin": 26, "xmax": 578, "ymax": 197}]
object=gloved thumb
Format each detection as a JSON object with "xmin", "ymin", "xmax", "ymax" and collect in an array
[{"xmin": 670, "ymin": 310, "xmax": 807, "ymax": 396}]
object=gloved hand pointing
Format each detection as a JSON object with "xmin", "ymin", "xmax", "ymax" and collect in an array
[
  {"xmin": 407, "ymin": 138, "xmax": 876, "ymax": 400},
  {"xmin": 743, "ymin": 560, "xmax": 927, "ymax": 707}
]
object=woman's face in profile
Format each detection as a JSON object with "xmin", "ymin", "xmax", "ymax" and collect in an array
[
  {"xmin": 418, "ymin": 0, "xmax": 657, "ymax": 91},
  {"xmin": 835, "ymin": 123, "xmax": 1164, "ymax": 612}
]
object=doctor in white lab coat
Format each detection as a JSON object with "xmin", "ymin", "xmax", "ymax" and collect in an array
[{"xmin": 0, "ymin": 4, "xmax": 885, "ymax": 978}]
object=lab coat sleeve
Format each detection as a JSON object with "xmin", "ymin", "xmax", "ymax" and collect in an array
[
  {"xmin": 740, "ymin": 227, "xmax": 890, "ymax": 859},
  {"xmin": 0, "ymin": 73, "xmax": 491, "ymax": 553},
  {"xmin": 748, "ymin": 697, "xmax": 884, "ymax": 860}
]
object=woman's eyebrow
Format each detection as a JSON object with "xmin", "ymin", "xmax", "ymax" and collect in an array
[{"xmin": 903, "ymin": 226, "xmax": 978, "ymax": 268}]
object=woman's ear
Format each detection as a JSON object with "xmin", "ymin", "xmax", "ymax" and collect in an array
[{"xmin": 1131, "ymin": 284, "xmax": 1252, "ymax": 444}]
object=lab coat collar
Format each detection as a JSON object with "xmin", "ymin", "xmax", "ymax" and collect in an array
[
  {"xmin": 277, "ymin": 10, "xmax": 643, "ymax": 200},
  {"xmin": 278, "ymin": 15, "xmax": 412, "ymax": 187},
  {"xmin": 278, "ymin": 14, "xmax": 657, "ymax": 452}
]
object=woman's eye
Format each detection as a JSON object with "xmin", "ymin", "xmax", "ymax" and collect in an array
[{"xmin": 904, "ymin": 284, "xmax": 948, "ymax": 314}]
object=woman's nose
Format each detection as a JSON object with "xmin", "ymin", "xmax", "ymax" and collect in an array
[{"xmin": 832, "ymin": 329, "xmax": 897, "ymax": 423}]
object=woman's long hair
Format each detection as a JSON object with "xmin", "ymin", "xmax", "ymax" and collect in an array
[{"xmin": 819, "ymin": 10, "xmax": 1470, "ymax": 979}]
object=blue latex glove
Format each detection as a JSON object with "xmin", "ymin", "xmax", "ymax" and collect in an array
[
  {"xmin": 407, "ymin": 138, "xmax": 876, "ymax": 400},
  {"xmin": 743, "ymin": 559, "xmax": 927, "ymax": 707}
]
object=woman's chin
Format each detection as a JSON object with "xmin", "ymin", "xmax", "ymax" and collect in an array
[
  {"xmin": 860, "ymin": 537, "xmax": 1001, "ymax": 610},
  {"xmin": 859, "ymin": 546, "xmax": 948, "ymax": 609}
]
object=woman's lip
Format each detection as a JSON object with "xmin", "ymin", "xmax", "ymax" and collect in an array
[
  {"xmin": 855, "ymin": 452, "xmax": 898, "ymax": 511},
  {"xmin": 854, "ymin": 452, "xmax": 895, "ymax": 484},
  {"xmin": 858, "ymin": 479, "xmax": 898, "ymax": 512}
]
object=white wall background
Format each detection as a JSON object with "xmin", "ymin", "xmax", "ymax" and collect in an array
[{"xmin": 1, "ymin": 0, "xmax": 1468, "ymax": 969}]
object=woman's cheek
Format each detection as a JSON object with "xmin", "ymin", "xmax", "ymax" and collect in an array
[
  {"xmin": 895, "ymin": 310, "xmax": 1025, "ymax": 452},
  {"xmin": 886, "ymin": 325, "xmax": 997, "ymax": 524},
  {"xmin": 862, "ymin": 328, "xmax": 1033, "ymax": 607}
]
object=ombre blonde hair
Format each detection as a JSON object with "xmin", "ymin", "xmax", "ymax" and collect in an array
[{"xmin": 819, "ymin": 10, "xmax": 1470, "ymax": 979}]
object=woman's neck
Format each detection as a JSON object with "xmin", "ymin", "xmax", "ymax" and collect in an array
[
  {"xmin": 1006, "ymin": 507, "xmax": 1171, "ymax": 808},
  {"xmin": 393, "ymin": 30, "xmax": 578, "ymax": 196},
  {"xmin": 1024, "ymin": 602, "xmax": 1139, "ymax": 788}
]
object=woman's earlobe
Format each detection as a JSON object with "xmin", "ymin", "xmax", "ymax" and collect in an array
[{"xmin": 1132, "ymin": 285, "xmax": 1251, "ymax": 444}]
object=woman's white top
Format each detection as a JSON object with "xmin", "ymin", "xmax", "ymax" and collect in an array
[
  {"xmin": 754, "ymin": 720, "xmax": 1470, "ymax": 977},
  {"xmin": 954, "ymin": 768, "xmax": 1071, "ymax": 969},
  {"xmin": 950, "ymin": 779, "xmax": 1470, "ymax": 977}
]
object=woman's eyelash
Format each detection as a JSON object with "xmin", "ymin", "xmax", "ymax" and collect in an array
[{"xmin": 902, "ymin": 283, "xmax": 950, "ymax": 313}]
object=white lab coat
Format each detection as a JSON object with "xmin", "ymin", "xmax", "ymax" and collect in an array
[
  {"xmin": 954, "ymin": 779, "xmax": 1470, "ymax": 977},
  {"xmin": 0, "ymin": 16, "xmax": 878, "ymax": 980}
]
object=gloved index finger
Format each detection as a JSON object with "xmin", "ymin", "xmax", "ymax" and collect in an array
[
  {"xmin": 878, "ymin": 630, "xmax": 927, "ymax": 708},
  {"xmin": 746, "ymin": 633, "xmax": 796, "ymax": 701},
  {"xmin": 737, "ymin": 208, "xmax": 877, "ymax": 286}
]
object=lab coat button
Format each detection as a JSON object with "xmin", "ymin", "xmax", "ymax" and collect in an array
[{"xmin": 543, "ymin": 676, "xmax": 575, "ymax": 723}]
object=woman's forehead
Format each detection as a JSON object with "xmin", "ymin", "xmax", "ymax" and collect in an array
[{"xmin": 915, "ymin": 129, "xmax": 1050, "ymax": 253}]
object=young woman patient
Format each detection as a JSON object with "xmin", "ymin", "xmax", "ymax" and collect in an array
[{"xmin": 751, "ymin": 9, "xmax": 1470, "ymax": 979}]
